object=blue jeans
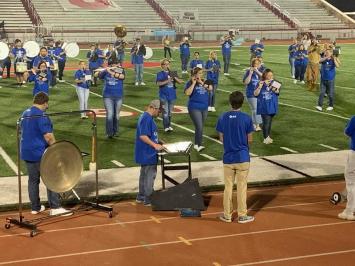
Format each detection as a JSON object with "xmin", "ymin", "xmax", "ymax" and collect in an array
[
  {"xmin": 161, "ymin": 98, "xmax": 175, "ymax": 129},
  {"xmin": 261, "ymin": 114, "xmax": 275, "ymax": 139},
  {"xmin": 76, "ymin": 86, "xmax": 90, "ymax": 117},
  {"xmin": 134, "ymin": 63, "xmax": 143, "ymax": 83},
  {"xmin": 189, "ymin": 109, "xmax": 208, "ymax": 146},
  {"xmin": 180, "ymin": 54, "xmax": 189, "ymax": 71},
  {"xmin": 136, "ymin": 164, "xmax": 157, "ymax": 204},
  {"xmin": 208, "ymin": 84, "xmax": 218, "ymax": 107},
  {"xmin": 289, "ymin": 57, "xmax": 295, "ymax": 77},
  {"xmin": 117, "ymin": 52, "xmax": 124, "ymax": 64},
  {"xmin": 247, "ymin": 97, "xmax": 262, "ymax": 125},
  {"xmin": 318, "ymin": 79, "xmax": 335, "ymax": 107},
  {"xmin": 103, "ymin": 97, "xmax": 122, "ymax": 137},
  {"xmin": 223, "ymin": 53, "xmax": 231, "ymax": 73},
  {"xmin": 26, "ymin": 161, "xmax": 60, "ymax": 211},
  {"xmin": 295, "ymin": 63, "xmax": 307, "ymax": 81}
]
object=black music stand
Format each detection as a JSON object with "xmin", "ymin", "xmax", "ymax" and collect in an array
[{"xmin": 159, "ymin": 141, "xmax": 193, "ymax": 189}]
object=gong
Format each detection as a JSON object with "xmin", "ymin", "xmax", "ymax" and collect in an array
[{"xmin": 40, "ymin": 141, "xmax": 83, "ymax": 193}]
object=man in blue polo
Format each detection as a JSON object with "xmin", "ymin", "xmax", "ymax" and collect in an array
[
  {"xmin": 221, "ymin": 35, "xmax": 233, "ymax": 76},
  {"xmin": 216, "ymin": 91, "xmax": 254, "ymax": 223},
  {"xmin": 179, "ymin": 37, "xmax": 190, "ymax": 74},
  {"xmin": 250, "ymin": 39, "xmax": 264, "ymax": 63},
  {"xmin": 20, "ymin": 92, "xmax": 71, "ymax": 216},
  {"xmin": 135, "ymin": 100, "xmax": 163, "ymax": 206}
]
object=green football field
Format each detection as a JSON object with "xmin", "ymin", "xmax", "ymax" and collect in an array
[{"xmin": 0, "ymin": 43, "xmax": 354, "ymax": 177}]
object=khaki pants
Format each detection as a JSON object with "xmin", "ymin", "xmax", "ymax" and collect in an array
[{"xmin": 223, "ymin": 162, "xmax": 250, "ymax": 218}]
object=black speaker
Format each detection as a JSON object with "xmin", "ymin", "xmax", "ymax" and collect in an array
[{"xmin": 151, "ymin": 179, "xmax": 205, "ymax": 211}]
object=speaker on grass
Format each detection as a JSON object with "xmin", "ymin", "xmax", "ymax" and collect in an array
[{"xmin": 151, "ymin": 179, "xmax": 205, "ymax": 211}]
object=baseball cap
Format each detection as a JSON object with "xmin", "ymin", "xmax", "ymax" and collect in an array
[{"xmin": 149, "ymin": 99, "xmax": 161, "ymax": 109}]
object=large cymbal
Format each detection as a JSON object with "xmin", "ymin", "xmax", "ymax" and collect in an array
[{"xmin": 40, "ymin": 141, "xmax": 83, "ymax": 193}]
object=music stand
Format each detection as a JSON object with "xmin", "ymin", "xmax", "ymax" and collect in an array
[
  {"xmin": 159, "ymin": 141, "xmax": 193, "ymax": 189},
  {"xmin": 5, "ymin": 110, "xmax": 113, "ymax": 237}
]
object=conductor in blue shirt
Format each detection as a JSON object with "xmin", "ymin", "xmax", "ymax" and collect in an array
[
  {"xmin": 135, "ymin": 100, "xmax": 164, "ymax": 206},
  {"xmin": 216, "ymin": 91, "xmax": 255, "ymax": 224}
]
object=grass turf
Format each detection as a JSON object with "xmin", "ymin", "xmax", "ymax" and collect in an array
[{"xmin": 0, "ymin": 44, "xmax": 354, "ymax": 177}]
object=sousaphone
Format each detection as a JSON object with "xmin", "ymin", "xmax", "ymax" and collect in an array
[{"xmin": 114, "ymin": 24, "xmax": 127, "ymax": 38}]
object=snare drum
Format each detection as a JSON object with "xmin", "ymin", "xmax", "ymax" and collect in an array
[{"xmin": 16, "ymin": 62, "xmax": 27, "ymax": 73}]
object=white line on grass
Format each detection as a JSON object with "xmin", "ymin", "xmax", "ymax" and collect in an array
[
  {"xmin": 200, "ymin": 154, "xmax": 217, "ymax": 160},
  {"xmin": 111, "ymin": 160, "xmax": 125, "ymax": 167},
  {"xmin": 280, "ymin": 147, "xmax": 299, "ymax": 153},
  {"xmin": 319, "ymin": 144, "xmax": 339, "ymax": 151},
  {"xmin": 0, "ymin": 146, "xmax": 21, "ymax": 175},
  {"xmin": 158, "ymin": 157, "xmax": 171, "ymax": 164}
]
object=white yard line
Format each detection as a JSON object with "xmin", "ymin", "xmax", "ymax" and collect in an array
[
  {"xmin": 200, "ymin": 154, "xmax": 217, "ymax": 160},
  {"xmin": 0, "ymin": 146, "xmax": 21, "ymax": 175},
  {"xmin": 319, "ymin": 144, "xmax": 339, "ymax": 151},
  {"xmin": 280, "ymin": 147, "xmax": 299, "ymax": 153},
  {"xmin": 111, "ymin": 160, "xmax": 125, "ymax": 167}
]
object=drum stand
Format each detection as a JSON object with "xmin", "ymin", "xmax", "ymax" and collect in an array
[{"xmin": 5, "ymin": 110, "xmax": 113, "ymax": 237}]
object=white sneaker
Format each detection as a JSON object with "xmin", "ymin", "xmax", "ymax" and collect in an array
[
  {"xmin": 291, "ymin": 75, "xmax": 295, "ymax": 79},
  {"xmin": 338, "ymin": 211, "xmax": 355, "ymax": 221},
  {"xmin": 168, "ymin": 126, "xmax": 173, "ymax": 131},
  {"xmin": 194, "ymin": 145, "xmax": 199, "ymax": 151},
  {"xmin": 326, "ymin": 106, "xmax": 334, "ymax": 111},
  {"xmin": 50, "ymin": 207, "xmax": 73, "ymax": 217},
  {"xmin": 140, "ymin": 82, "xmax": 146, "ymax": 86},
  {"xmin": 268, "ymin": 136, "xmax": 273, "ymax": 143},
  {"xmin": 164, "ymin": 128, "xmax": 170, "ymax": 132},
  {"xmin": 300, "ymin": 81, "xmax": 305, "ymax": 84},
  {"xmin": 255, "ymin": 125, "xmax": 262, "ymax": 132},
  {"xmin": 208, "ymin": 106, "xmax": 212, "ymax": 112},
  {"xmin": 293, "ymin": 79, "xmax": 297, "ymax": 84},
  {"xmin": 211, "ymin": 107, "xmax": 216, "ymax": 112},
  {"xmin": 316, "ymin": 106, "xmax": 322, "ymax": 111},
  {"xmin": 31, "ymin": 205, "xmax": 45, "ymax": 215},
  {"xmin": 135, "ymin": 82, "xmax": 139, "ymax": 86},
  {"xmin": 263, "ymin": 138, "xmax": 272, "ymax": 144},
  {"xmin": 197, "ymin": 146, "xmax": 205, "ymax": 152}
]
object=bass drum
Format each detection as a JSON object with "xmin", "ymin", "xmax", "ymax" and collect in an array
[
  {"xmin": 23, "ymin": 41, "xmax": 40, "ymax": 58},
  {"xmin": 143, "ymin": 46, "xmax": 153, "ymax": 60},
  {"xmin": 0, "ymin": 42, "xmax": 9, "ymax": 60},
  {"xmin": 65, "ymin": 42, "xmax": 80, "ymax": 58}
]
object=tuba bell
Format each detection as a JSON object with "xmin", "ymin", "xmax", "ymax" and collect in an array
[{"xmin": 114, "ymin": 25, "xmax": 127, "ymax": 38}]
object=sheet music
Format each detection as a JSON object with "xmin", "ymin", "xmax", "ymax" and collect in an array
[{"xmin": 162, "ymin": 141, "xmax": 192, "ymax": 153}]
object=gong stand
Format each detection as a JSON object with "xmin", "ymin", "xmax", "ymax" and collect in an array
[{"xmin": 5, "ymin": 110, "xmax": 113, "ymax": 237}]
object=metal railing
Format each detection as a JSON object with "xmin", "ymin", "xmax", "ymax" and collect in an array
[{"xmin": 21, "ymin": 0, "xmax": 42, "ymax": 26}]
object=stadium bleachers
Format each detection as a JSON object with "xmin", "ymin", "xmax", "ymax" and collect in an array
[
  {"xmin": 31, "ymin": 0, "xmax": 169, "ymax": 32},
  {"xmin": 0, "ymin": 0, "xmax": 33, "ymax": 31},
  {"xmin": 158, "ymin": 0, "xmax": 290, "ymax": 30},
  {"xmin": 269, "ymin": 0, "xmax": 349, "ymax": 29}
]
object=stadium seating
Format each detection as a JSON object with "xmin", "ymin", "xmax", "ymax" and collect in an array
[{"xmin": 0, "ymin": 0, "xmax": 33, "ymax": 31}]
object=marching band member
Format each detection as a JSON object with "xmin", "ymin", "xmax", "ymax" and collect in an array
[
  {"xmin": 216, "ymin": 91, "xmax": 255, "ymax": 224},
  {"xmin": 10, "ymin": 39, "xmax": 28, "ymax": 87},
  {"xmin": 32, "ymin": 47, "xmax": 54, "ymax": 88},
  {"xmin": 220, "ymin": 34, "xmax": 233, "ymax": 76},
  {"xmin": 205, "ymin": 50, "xmax": 221, "ymax": 112},
  {"xmin": 162, "ymin": 35, "xmax": 172, "ymax": 60},
  {"xmin": 180, "ymin": 37, "xmax": 190, "ymax": 74},
  {"xmin": 254, "ymin": 69, "xmax": 279, "ymax": 144},
  {"xmin": 87, "ymin": 43, "xmax": 105, "ymax": 86},
  {"xmin": 54, "ymin": 41, "xmax": 66, "ymax": 83},
  {"xmin": 135, "ymin": 99, "xmax": 163, "ymax": 206},
  {"xmin": 74, "ymin": 61, "xmax": 92, "ymax": 119},
  {"xmin": 0, "ymin": 43, "xmax": 11, "ymax": 78},
  {"xmin": 293, "ymin": 44, "xmax": 308, "ymax": 84},
  {"xmin": 28, "ymin": 61, "xmax": 49, "ymax": 96},
  {"xmin": 130, "ymin": 37, "xmax": 146, "ymax": 86},
  {"xmin": 288, "ymin": 38, "xmax": 298, "ymax": 79},
  {"xmin": 184, "ymin": 67, "xmax": 213, "ymax": 152},
  {"xmin": 243, "ymin": 58, "xmax": 263, "ymax": 131},
  {"xmin": 97, "ymin": 59, "xmax": 125, "ymax": 138},
  {"xmin": 156, "ymin": 58, "xmax": 183, "ymax": 132},
  {"xmin": 189, "ymin": 51, "xmax": 204, "ymax": 71},
  {"xmin": 113, "ymin": 36, "xmax": 126, "ymax": 64},
  {"xmin": 250, "ymin": 39, "xmax": 264, "ymax": 63},
  {"xmin": 47, "ymin": 39, "xmax": 57, "ymax": 87}
]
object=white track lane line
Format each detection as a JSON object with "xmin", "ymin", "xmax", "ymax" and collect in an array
[
  {"xmin": 0, "ymin": 220, "xmax": 352, "ymax": 265},
  {"xmin": 111, "ymin": 160, "xmax": 125, "ymax": 167},
  {"xmin": 0, "ymin": 146, "xmax": 21, "ymax": 175},
  {"xmin": 280, "ymin": 147, "xmax": 299, "ymax": 153},
  {"xmin": 200, "ymin": 154, "xmax": 217, "ymax": 160},
  {"xmin": 231, "ymin": 248, "xmax": 355, "ymax": 266},
  {"xmin": 319, "ymin": 144, "xmax": 339, "ymax": 151}
]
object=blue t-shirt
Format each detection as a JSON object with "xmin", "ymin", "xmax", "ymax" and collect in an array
[
  {"xmin": 180, "ymin": 43, "xmax": 190, "ymax": 57},
  {"xmin": 320, "ymin": 58, "xmax": 336, "ymax": 81},
  {"xmin": 288, "ymin": 44, "xmax": 298, "ymax": 58},
  {"xmin": 243, "ymin": 70, "xmax": 260, "ymax": 98},
  {"xmin": 28, "ymin": 71, "xmax": 49, "ymax": 95},
  {"xmin": 294, "ymin": 50, "xmax": 308, "ymax": 66},
  {"xmin": 20, "ymin": 106, "xmax": 53, "ymax": 162},
  {"xmin": 135, "ymin": 112, "xmax": 158, "ymax": 165},
  {"xmin": 131, "ymin": 46, "xmax": 145, "ymax": 64},
  {"xmin": 156, "ymin": 70, "xmax": 176, "ymax": 101},
  {"xmin": 216, "ymin": 111, "xmax": 254, "ymax": 164},
  {"xmin": 222, "ymin": 40, "xmax": 232, "ymax": 55},
  {"xmin": 11, "ymin": 47, "xmax": 26, "ymax": 62},
  {"xmin": 190, "ymin": 59, "xmax": 204, "ymax": 69},
  {"xmin": 250, "ymin": 43, "xmax": 264, "ymax": 57},
  {"xmin": 32, "ymin": 56, "xmax": 53, "ymax": 81},
  {"xmin": 184, "ymin": 81, "xmax": 209, "ymax": 111},
  {"xmin": 205, "ymin": 59, "xmax": 221, "ymax": 84},
  {"xmin": 345, "ymin": 116, "xmax": 355, "ymax": 151},
  {"xmin": 54, "ymin": 47, "xmax": 66, "ymax": 62},
  {"xmin": 256, "ymin": 82, "xmax": 279, "ymax": 115},
  {"xmin": 74, "ymin": 69, "xmax": 92, "ymax": 89},
  {"xmin": 100, "ymin": 69, "xmax": 125, "ymax": 98},
  {"xmin": 87, "ymin": 49, "xmax": 104, "ymax": 69}
]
